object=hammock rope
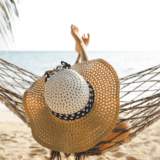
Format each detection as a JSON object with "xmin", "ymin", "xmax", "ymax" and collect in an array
[
  {"xmin": 0, "ymin": 57, "xmax": 160, "ymax": 156},
  {"xmin": 0, "ymin": 58, "xmax": 39, "ymax": 126}
]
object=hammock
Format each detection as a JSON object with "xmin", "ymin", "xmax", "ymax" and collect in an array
[{"xmin": 0, "ymin": 58, "xmax": 160, "ymax": 157}]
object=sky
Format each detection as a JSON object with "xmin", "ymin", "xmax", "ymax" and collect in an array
[{"xmin": 9, "ymin": 0, "xmax": 160, "ymax": 51}]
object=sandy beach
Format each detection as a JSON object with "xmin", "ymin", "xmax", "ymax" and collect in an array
[{"xmin": 0, "ymin": 111, "xmax": 160, "ymax": 160}]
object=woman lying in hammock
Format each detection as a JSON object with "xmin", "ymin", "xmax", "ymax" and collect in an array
[
  {"xmin": 23, "ymin": 24, "xmax": 132, "ymax": 159},
  {"xmin": 45, "ymin": 24, "xmax": 131, "ymax": 148}
]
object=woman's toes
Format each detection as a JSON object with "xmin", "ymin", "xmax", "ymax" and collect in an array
[{"xmin": 87, "ymin": 33, "xmax": 90, "ymax": 39}]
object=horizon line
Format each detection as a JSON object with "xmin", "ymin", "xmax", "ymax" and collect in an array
[{"xmin": 1, "ymin": 50, "xmax": 160, "ymax": 52}]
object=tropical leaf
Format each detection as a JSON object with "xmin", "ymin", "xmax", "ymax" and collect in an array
[{"xmin": 0, "ymin": 0, "xmax": 19, "ymax": 50}]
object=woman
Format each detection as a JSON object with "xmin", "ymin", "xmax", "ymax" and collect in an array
[{"xmin": 23, "ymin": 24, "xmax": 131, "ymax": 160}]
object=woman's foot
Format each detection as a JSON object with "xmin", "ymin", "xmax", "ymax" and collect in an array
[
  {"xmin": 71, "ymin": 24, "xmax": 81, "ymax": 43},
  {"xmin": 71, "ymin": 24, "xmax": 90, "ymax": 53},
  {"xmin": 82, "ymin": 33, "xmax": 90, "ymax": 48}
]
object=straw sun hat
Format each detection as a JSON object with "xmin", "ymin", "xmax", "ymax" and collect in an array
[{"xmin": 23, "ymin": 59, "xmax": 120, "ymax": 154}]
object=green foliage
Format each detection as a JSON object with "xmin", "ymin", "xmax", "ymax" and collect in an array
[{"xmin": 0, "ymin": 0, "xmax": 19, "ymax": 49}]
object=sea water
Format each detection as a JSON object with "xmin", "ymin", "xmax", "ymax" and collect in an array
[{"xmin": 0, "ymin": 51, "xmax": 160, "ymax": 111}]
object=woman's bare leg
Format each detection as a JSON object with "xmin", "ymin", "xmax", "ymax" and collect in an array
[
  {"xmin": 75, "ymin": 53, "xmax": 81, "ymax": 64},
  {"xmin": 71, "ymin": 24, "xmax": 90, "ymax": 63}
]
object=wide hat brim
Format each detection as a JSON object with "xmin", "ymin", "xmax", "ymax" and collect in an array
[{"xmin": 23, "ymin": 59, "xmax": 120, "ymax": 154}]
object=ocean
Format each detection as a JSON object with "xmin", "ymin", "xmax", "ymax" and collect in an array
[{"xmin": 0, "ymin": 51, "xmax": 160, "ymax": 111}]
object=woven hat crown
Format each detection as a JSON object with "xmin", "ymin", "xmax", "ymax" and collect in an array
[{"xmin": 44, "ymin": 69, "xmax": 89, "ymax": 114}]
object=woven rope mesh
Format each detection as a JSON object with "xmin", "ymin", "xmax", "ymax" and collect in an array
[
  {"xmin": 0, "ymin": 57, "xmax": 160, "ymax": 154},
  {"xmin": 0, "ymin": 58, "xmax": 39, "ymax": 126}
]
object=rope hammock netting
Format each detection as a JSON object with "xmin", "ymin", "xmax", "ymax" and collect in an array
[{"xmin": 0, "ymin": 57, "xmax": 160, "ymax": 158}]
